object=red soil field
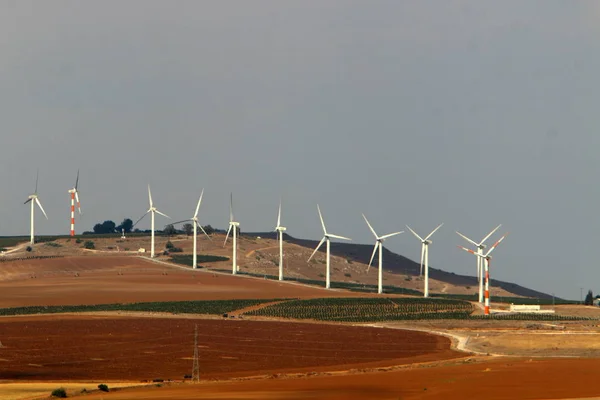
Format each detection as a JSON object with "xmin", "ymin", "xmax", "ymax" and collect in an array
[
  {"xmin": 0, "ymin": 315, "xmax": 458, "ymax": 381},
  {"xmin": 0, "ymin": 257, "xmax": 370, "ymax": 307},
  {"xmin": 82, "ymin": 357, "xmax": 600, "ymax": 400}
]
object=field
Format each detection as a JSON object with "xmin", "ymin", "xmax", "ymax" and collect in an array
[{"xmin": 0, "ymin": 243, "xmax": 599, "ymax": 400}]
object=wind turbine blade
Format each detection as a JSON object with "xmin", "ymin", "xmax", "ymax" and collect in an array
[
  {"xmin": 276, "ymin": 198, "xmax": 282, "ymax": 228},
  {"xmin": 367, "ymin": 242, "xmax": 378, "ymax": 272},
  {"xmin": 223, "ymin": 224, "xmax": 232, "ymax": 247},
  {"xmin": 229, "ymin": 193, "xmax": 234, "ymax": 222},
  {"xmin": 35, "ymin": 198, "xmax": 48, "ymax": 219},
  {"xmin": 307, "ymin": 237, "xmax": 326, "ymax": 262},
  {"xmin": 35, "ymin": 168, "xmax": 39, "ymax": 194},
  {"xmin": 132, "ymin": 211, "xmax": 149, "ymax": 228},
  {"xmin": 171, "ymin": 219, "xmax": 191, "ymax": 225},
  {"xmin": 406, "ymin": 225, "xmax": 424, "ymax": 241},
  {"xmin": 24, "ymin": 198, "xmax": 32, "ymax": 205},
  {"xmin": 75, "ymin": 192, "xmax": 81, "ymax": 215},
  {"xmin": 148, "ymin": 185, "xmax": 153, "ymax": 207},
  {"xmin": 456, "ymin": 231, "xmax": 478, "ymax": 247},
  {"xmin": 362, "ymin": 214, "xmax": 378, "ymax": 238},
  {"xmin": 485, "ymin": 233, "xmax": 508, "ymax": 257},
  {"xmin": 327, "ymin": 233, "xmax": 351, "ymax": 241},
  {"xmin": 420, "ymin": 244, "xmax": 425, "ymax": 275},
  {"xmin": 424, "ymin": 223, "xmax": 444, "ymax": 241},
  {"xmin": 317, "ymin": 204, "xmax": 327, "ymax": 234},
  {"xmin": 480, "ymin": 224, "xmax": 502, "ymax": 245},
  {"xmin": 379, "ymin": 231, "xmax": 403, "ymax": 240},
  {"xmin": 457, "ymin": 245, "xmax": 478, "ymax": 256},
  {"xmin": 155, "ymin": 210, "xmax": 170, "ymax": 219},
  {"xmin": 197, "ymin": 221, "xmax": 212, "ymax": 240},
  {"xmin": 194, "ymin": 189, "xmax": 204, "ymax": 218},
  {"xmin": 75, "ymin": 169, "xmax": 80, "ymax": 190}
]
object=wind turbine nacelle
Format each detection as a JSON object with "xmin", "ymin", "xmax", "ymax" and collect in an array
[
  {"xmin": 424, "ymin": 240, "xmax": 432, "ymax": 245},
  {"xmin": 231, "ymin": 222, "xmax": 240, "ymax": 227},
  {"xmin": 277, "ymin": 226, "xmax": 287, "ymax": 231}
]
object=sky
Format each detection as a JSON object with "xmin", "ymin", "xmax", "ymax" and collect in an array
[{"xmin": 1, "ymin": 1, "xmax": 599, "ymax": 300}]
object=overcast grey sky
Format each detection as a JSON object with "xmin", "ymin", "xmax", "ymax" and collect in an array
[{"xmin": 1, "ymin": 1, "xmax": 599, "ymax": 300}]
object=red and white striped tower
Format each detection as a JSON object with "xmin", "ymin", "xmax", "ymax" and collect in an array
[
  {"xmin": 457, "ymin": 232, "xmax": 508, "ymax": 317},
  {"xmin": 69, "ymin": 189, "xmax": 76, "ymax": 236},
  {"xmin": 484, "ymin": 257, "xmax": 490, "ymax": 315},
  {"xmin": 68, "ymin": 170, "xmax": 81, "ymax": 236}
]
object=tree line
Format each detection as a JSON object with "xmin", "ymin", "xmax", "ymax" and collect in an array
[{"xmin": 87, "ymin": 218, "xmax": 215, "ymax": 237}]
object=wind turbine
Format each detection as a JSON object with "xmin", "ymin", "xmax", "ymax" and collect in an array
[
  {"xmin": 307, "ymin": 205, "xmax": 351, "ymax": 289},
  {"xmin": 406, "ymin": 223, "xmax": 443, "ymax": 298},
  {"xmin": 456, "ymin": 224, "xmax": 501, "ymax": 303},
  {"xmin": 362, "ymin": 214, "xmax": 403, "ymax": 295},
  {"xmin": 458, "ymin": 233, "xmax": 508, "ymax": 315},
  {"xmin": 223, "ymin": 193, "xmax": 240, "ymax": 274},
  {"xmin": 274, "ymin": 199, "xmax": 286, "ymax": 281},
  {"xmin": 172, "ymin": 189, "xmax": 212, "ymax": 269},
  {"xmin": 67, "ymin": 169, "xmax": 82, "ymax": 236},
  {"xmin": 24, "ymin": 170, "xmax": 48, "ymax": 245},
  {"xmin": 132, "ymin": 185, "xmax": 170, "ymax": 258}
]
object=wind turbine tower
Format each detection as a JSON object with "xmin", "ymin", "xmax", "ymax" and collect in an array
[
  {"xmin": 223, "ymin": 193, "xmax": 240, "ymax": 274},
  {"xmin": 67, "ymin": 170, "xmax": 82, "ymax": 236},
  {"xmin": 274, "ymin": 199, "xmax": 286, "ymax": 281},
  {"xmin": 406, "ymin": 223, "xmax": 443, "ymax": 298},
  {"xmin": 362, "ymin": 214, "xmax": 403, "ymax": 294},
  {"xmin": 173, "ymin": 189, "xmax": 211, "ymax": 268},
  {"xmin": 307, "ymin": 205, "xmax": 351, "ymax": 289},
  {"xmin": 132, "ymin": 185, "xmax": 170, "ymax": 258},
  {"xmin": 24, "ymin": 170, "xmax": 48, "ymax": 245},
  {"xmin": 458, "ymin": 233, "xmax": 508, "ymax": 315},
  {"xmin": 456, "ymin": 224, "xmax": 501, "ymax": 303}
]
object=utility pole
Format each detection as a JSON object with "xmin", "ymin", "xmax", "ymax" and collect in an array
[{"xmin": 192, "ymin": 324, "xmax": 199, "ymax": 383}]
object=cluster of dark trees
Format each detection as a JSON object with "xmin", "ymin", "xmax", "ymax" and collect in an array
[
  {"xmin": 92, "ymin": 218, "xmax": 133, "ymax": 234},
  {"xmin": 88, "ymin": 218, "xmax": 215, "ymax": 237}
]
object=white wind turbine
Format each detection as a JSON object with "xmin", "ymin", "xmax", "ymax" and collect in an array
[
  {"xmin": 456, "ymin": 224, "xmax": 501, "ymax": 303},
  {"xmin": 172, "ymin": 189, "xmax": 212, "ymax": 269},
  {"xmin": 274, "ymin": 199, "xmax": 286, "ymax": 281},
  {"xmin": 458, "ymin": 233, "xmax": 508, "ymax": 315},
  {"xmin": 307, "ymin": 205, "xmax": 351, "ymax": 289},
  {"xmin": 362, "ymin": 214, "xmax": 403, "ymax": 295},
  {"xmin": 23, "ymin": 170, "xmax": 48, "ymax": 245},
  {"xmin": 223, "ymin": 193, "xmax": 240, "ymax": 275},
  {"xmin": 406, "ymin": 223, "xmax": 443, "ymax": 298},
  {"xmin": 133, "ymin": 185, "xmax": 170, "ymax": 258},
  {"xmin": 67, "ymin": 169, "xmax": 82, "ymax": 236}
]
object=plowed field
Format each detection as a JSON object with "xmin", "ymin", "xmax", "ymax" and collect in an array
[{"xmin": 0, "ymin": 316, "xmax": 458, "ymax": 381}]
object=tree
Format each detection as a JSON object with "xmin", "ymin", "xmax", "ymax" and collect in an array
[
  {"xmin": 584, "ymin": 290, "xmax": 594, "ymax": 306},
  {"xmin": 93, "ymin": 220, "xmax": 116, "ymax": 234},
  {"xmin": 163, "ymin": 224, "xmax": 177, "ymax": 237},
  {"xmin": 182, "ymin": 223, "xmax": 193, "ymax": 237},
  {"xmin": 202, "ymin": 225, "xmax": 215, "ymax": 235},
  {"xmin": 117, "ymin": 218, "xmax": 133, "ymax": 233}
]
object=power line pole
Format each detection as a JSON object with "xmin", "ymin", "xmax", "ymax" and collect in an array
[{"xmin": 192, "ymin": 324, "xmax": 200, "ymax": 382}]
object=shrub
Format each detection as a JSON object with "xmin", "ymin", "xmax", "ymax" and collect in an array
[
  {"xmin": 98, "ymin": 384, "xmax": 109, "ymax": 392},
  {"xmin": 51, "ymin": 387, "xmax": 67, "ymax": 398},
  {"xmin": 45, "ymin": 242, "xmax": 62, "ymax": 248},
  {"xmin": 75, "ymin": 238, "xmax": 82, "ymax": 244},
  {"xmin": 169, "ymin": 247, "xmax": 183, "ymax": 253},
  {"xmin": 26, "ymin": 246, "xmax": 32, "ymax": 252},
  {"xmin": 344, "ymin": 273, "xmax": 351, "ymax": 277},
  {"xmin": 165, "ymin": 241, "xmax": 174, "ymax": 249},
  {"xmin": 83, "ymin": 241, "xmax": 95, "ymax": 250}
]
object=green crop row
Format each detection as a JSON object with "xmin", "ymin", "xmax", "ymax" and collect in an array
[
  {"xmin": 0, "ymin": 298, "xmax": 290, "ymax": 317},
  {"xmin": 244, "ymin": 297, "xmax": 475, "ymax": 322},
  {"xmin": 169, "ymin": 254, "xmax": 230, "ymax": 267},
  {"xmin": 0, "ymin": 255, "xmax": 64, "ymax": 263}
]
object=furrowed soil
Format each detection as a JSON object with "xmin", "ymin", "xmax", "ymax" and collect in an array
[
  {"xmin": 0, "ymin": 316, "xmax": 458, "ymax": 381},
  {"xmin": 80, "ymin": 357, "xmax": 600, "ymax": 400}
]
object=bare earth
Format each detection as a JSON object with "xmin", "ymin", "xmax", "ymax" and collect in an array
[{"xmin": 0, "ymin": 253, "xmax": 598, "ymax": 400}]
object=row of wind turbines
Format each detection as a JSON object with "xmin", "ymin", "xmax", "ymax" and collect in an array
[{"xmin": 22, "ymin": 173, "xmax": 508, "ymax": 315}]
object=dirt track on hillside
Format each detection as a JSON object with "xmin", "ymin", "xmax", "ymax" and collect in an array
[{"xmin": 0, "ymin": 257, "xmax": 372, "ymax": 307}]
